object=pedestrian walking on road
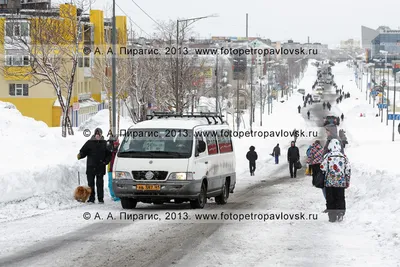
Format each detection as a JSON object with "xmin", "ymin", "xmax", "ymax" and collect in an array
[
  {"xmin": 298, "ymin": 105, "xmax": 301, "ymax": 113},
  {"xmin": 307, "ymin": 110, "xmax": 310, "ymax": 119},
  {"xmin": 323, "ymin": 102, "xmax": 326, "ymax": 110},
  {"xmin": 77, "ymin": 128, "xmax": 112, "ymax": 204},
  {"xmin": 341, "ymin": 113, "xmax": 344, "ymax": 121},
  {"xmin": 307, "ymin": 140, "xmax": 326, "ymax": 211},
  {"xmin": 246, "ymin": 146, "xmax": 258, "ymax": 176},
  {"xmin": 272, "ymin": 144, "xmax": 280, "ymax": 164},
  {"xmin": 339, "ymin": 89, "xmax": 342, "ymax": 95},
  {"xmin": 327, "ymin": 102, "xmax": 331, "ymax": 111},
  {"xmin": 320, "ymin": 139, "xmax": 351, "ymax": 222},
  {"xmin": 287, "ymin": 141, "xmax": 300, "ymax": 178}
]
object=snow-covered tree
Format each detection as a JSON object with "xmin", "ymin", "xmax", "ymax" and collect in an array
[{"xmin": 0, "ymin": 0, "xmax": 93, "ymax": 137}]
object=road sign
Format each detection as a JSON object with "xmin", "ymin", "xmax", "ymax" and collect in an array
[
  {"xmin": 388, "ymin": 114, "xmax": 400, "ymax": 120},
  {"xmin": 72, "ymin": 102, "xmax": 80, "ymax": 111},
  {"xmin": 378, "ymin": 104, "xmax": 388, "ymax": 109},
  {"xmin": 393, "ymin": 60, "xmax": 400, "ymax": 73}
]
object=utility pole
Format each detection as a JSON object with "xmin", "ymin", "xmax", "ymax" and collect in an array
[
  {"xmin": 111, "ymin": 0, "xmax": 117, "ymax": 137},
  {"xmin": 366, "ymin": 67, "xmax": 368, "ymax": 101},
  {"xmin": 237, "ymin": 79, "xmax": 240, "ymax": 132},
  {"xmin": 215, "ymin": 53, "xmax": 218, "ymax": 114},
  {"xmin": 260, "ymin": 80, "xmax": 262, "ymax": 126},
  {"xmin": 176, "ymin": 20, "xmax": 180, "ymax": 114},
  {"xmin": 250, "ymin": 64, "xmax": 253, "ymax": 130},
  {"xmin": 387, "ymin": 62, "xmax": 389, "ymax": 126},
  {"xmin": 392, "ymin": 73, "xmax": 397, "ymax": 142},
  {"xmin": 246, "ymin": 13, "xmax": 248, "ymax": 38}
]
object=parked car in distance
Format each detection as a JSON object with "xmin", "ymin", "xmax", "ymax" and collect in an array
[
  {"xmin": 323, "ymin": 115, "xmax": 340, "ymax": 126},
  {"xmin": 312, "ymin": 94, "xmax": 321, "ymax": 102},
  {"xmin": 297, "ymin": 88, "xmax": 305, "ymax": 95}
]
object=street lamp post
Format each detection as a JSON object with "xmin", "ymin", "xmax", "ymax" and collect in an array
[
  {"xmin": 111, "ymin": 0, "xmax": 116, "ymax": 136},
  {"xmin": 175, "ymin": 14, "xmax": 217, "ymax": 114},
  {"xmin": 260, "ymin": 79, "xmax": 262, "ymax": 126},
  {"xmin": 250, "ymin": 63, "xmax": 253, "ymax": 130}
]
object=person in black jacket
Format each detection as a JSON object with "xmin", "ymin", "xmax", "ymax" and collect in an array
[
  {"xmin": 287, "ymin": 141, "xmax": 300, "ymax": 178},
  {"xmin": 77, "ymin": 128, "xmax": 112, "ymax": 203},
  {"xmin": 272, "ymin": 144, "xmax": 280, "ymax": 164},
  {"xmin": 298, "ymin": 105, "xmax": 301, "ymax": 113},
  {"xmin": 307, "ymin": 110, "xmax": 310, "ymax": 119},
  {"xmin": 246, "ymin": 146, "xmax": 258, "ymax": 176}
]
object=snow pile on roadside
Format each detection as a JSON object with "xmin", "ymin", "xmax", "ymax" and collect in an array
[
  {"xmin": 77, "ymin": 109, "xmax": 134, "ymax": 139},
  {"xmin": 229, "ymin": 59, "xmax": 317, "ymax": 181},
  {"xmin": 0, "ymin": 103, "xmax": 131, "ymax": 221},
  {"xmin": 331, "ymin": 62, "xmax": 400, "ymax": 252}
]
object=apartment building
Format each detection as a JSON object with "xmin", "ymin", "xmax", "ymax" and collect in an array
[{"xmin": 0, "ymin": 2, "xmax": 127, "ymax": 126}]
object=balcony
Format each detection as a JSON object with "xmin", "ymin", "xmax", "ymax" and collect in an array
[
  {"xmin": 78, "ymin": 92, "xmax": 92, "ymax": 101},
  {"xmin": 84, "ymin": 67, "xmax": 92, "ymax": 77}
]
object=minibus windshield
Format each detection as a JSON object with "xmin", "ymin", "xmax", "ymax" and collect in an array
[{"xmin": 118, "ymin": 129, "xmax": 193, "ymax": 158}]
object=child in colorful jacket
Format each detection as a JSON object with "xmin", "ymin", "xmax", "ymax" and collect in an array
[{"xmin": 320, "ymin": 139, "xmax": 351, "ymax": 222}]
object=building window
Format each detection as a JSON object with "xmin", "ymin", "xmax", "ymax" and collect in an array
[
  {"xmin": 5, "ymin": 55, "xmax": 30, "ymax": 66},
  {"xmin": 84, "ymin": 56, "xmax": 90, "ymax": 67},
  {"xmin": 78, "ymin": 54, "xmax": 83, "ymax": 67},
  {"xmin": 83, "ymin": 24, "xmax": 92, "ymax": 45},
  {"xmin": 5, "ymin": 22, "xmax": 29, "ymax": 37},
  {"xmin": 9, "ymin": 84, "xmax": 29, "ymax": 96}
]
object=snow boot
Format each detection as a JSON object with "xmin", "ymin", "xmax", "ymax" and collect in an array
[{"xmin": 337, "ymin": 213, "xmax": 344, "ymax": 222}]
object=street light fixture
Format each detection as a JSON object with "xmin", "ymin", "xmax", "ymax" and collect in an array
[{"xmin": 175, "ymin": 14, "xmax": 218, "ymax": 113}]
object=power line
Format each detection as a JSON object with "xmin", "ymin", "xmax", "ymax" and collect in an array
[
  {"xmin": 129, "ymin": 0, "xmax": 164, "ymax": 30},
  {"xmin": 115, "ymin": 2, "xmax": 152, "ymax": 38}
]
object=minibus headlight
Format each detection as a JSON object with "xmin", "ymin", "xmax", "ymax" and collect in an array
[
  {"xmin": 168, "ymin": 172, "xmax": 194, "ymax": 180},
  {"xmin": 113, "ymin": 171, "xmax": 132, "ymax": 179}
]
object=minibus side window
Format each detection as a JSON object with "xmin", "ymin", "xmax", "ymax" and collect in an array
[
  {"xmin": 195, "ymin": 132, "xmax": 203, "ymax": 157},
  {"xmin": 205, "ymin": 131, "xmax": 218, "ymax": 155},
  {"xmin": 218, "ymin": 129, "xmax": 233, "ymax": 153}
]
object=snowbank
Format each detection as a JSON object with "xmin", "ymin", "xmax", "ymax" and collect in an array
[
  {"xmin": 331, "ymin": 61, "xmax": 400, "ymax": 249},
  {"xmin": 0, "ymin": 103, "xmax": 132, "ymax": 221}
]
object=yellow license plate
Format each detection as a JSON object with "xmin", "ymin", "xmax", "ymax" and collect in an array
[{"xmin": 136, "ymin": 184, "xmax": 160, "ymax": 191}]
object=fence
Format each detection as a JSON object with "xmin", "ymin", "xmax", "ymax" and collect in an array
[{"xmin": 62, "ymin": 100, "xmax": 132, "ymax": 128}]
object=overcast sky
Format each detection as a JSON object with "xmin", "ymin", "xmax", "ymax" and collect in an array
[{"xmin": 93, "ymin": 0, "xmax": 400, "ymax": 47}]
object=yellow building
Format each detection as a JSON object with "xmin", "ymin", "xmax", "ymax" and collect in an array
[{"xmin": 0, "ymin": 4, "xmax": 127, "ymax": 127}]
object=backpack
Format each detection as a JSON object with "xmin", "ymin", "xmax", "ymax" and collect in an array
[{"xmin": 306, "ymin": 146, "xmax": 311, "ymax": 157}]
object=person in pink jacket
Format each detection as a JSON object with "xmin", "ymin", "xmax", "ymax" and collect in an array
[{"xmin": 307, "ymin": 140, "xmax": 326, "ymax": 211}]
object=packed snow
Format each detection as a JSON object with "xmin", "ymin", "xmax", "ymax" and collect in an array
[
  {"xmin": 0, "ymin": 60, "xmax": 399, "ymax": 266},
  {"xmin": 0, "ymin": 108, "xmax": 132, "ymax": 221}
]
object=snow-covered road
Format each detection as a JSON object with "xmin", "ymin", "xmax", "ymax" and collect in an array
[{"xmin": 1, "ymin": 61, "xmax": 399, "ymax": 267}]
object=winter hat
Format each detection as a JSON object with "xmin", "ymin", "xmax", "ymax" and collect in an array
[
  {"xmin": 249, "ymin": 146, "xmax": 255, "ymax": 151},
  {"xmin": 94, "ymin": 128, "xmax": 103, "ymax": 136}
]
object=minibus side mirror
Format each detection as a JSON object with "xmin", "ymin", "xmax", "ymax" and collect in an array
[{"xmin": 197, "ymin": 140, "xmax": 206, "ymax": 153}]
